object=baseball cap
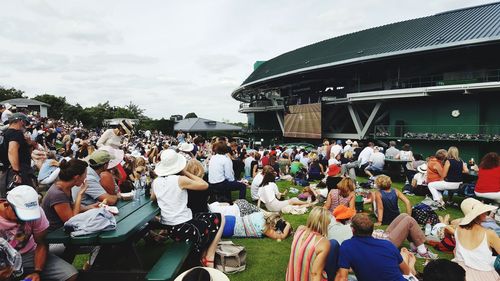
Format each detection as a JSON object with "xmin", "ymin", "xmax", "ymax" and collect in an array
[
  {"xmin": 6, "ymin": 185, "xmax": 41, "ymax": 221},
  {"xmin": 8, "ymin": 113, "xmax": 30, "ymax": 124},
  {"xmin": 88, "ymin": 150, "xmax": 113, "ymax": 166}
]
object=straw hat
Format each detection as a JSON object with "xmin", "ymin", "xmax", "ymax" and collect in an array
[
  {"xmin": 345, "ymin": 139, "xmax": 353, "ymax": 145},
  {"xmin": 417, "ymin": 164, "xmax": 427, "ymax": 173},
  {"xmin": 174, "ymin": 267, "xmax": 229, "ymax": 281},
  {"xmin": 154, "ymin": 149, "xmax": 186, "ymax": 177},
  {"xmin": 459, "ymin": 198, "xmax": 498, "ymax": 226},
  {"xmin": 119, "ymin": 119, "xmax": 134, "ymax": 135}
]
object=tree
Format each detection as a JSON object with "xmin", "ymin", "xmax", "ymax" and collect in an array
[
  {"xmin": 185, "ymin": 112, "xmax": 198, "ymax": 119},
  {"xmin": 33, "ymin": 94, "xmax": 68, "ymax": 119},
  {"xmin": 0, "ymin": 86, "xmax": 26, "ymax": 101}
]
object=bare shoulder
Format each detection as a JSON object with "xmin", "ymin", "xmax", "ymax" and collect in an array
[
  {"xmin": 316, "ymin": 236, "xmax": 331, "ymax": 252},
  {"xmin": 486, "ymin": 228, "xmax": 499, "ymax": 240}
]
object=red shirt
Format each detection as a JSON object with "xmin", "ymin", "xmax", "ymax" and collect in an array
[
  {"xmin": 475, "ymin": 166, "xmax": 500, "ymax": 193},
  {"xmin": 261, "ymin": 156, "xmax": 269, "ymax": 167}
]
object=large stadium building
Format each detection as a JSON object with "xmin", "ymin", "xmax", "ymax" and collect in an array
[{"xmin": 232, "ymin": 2, "xmax": 500, "ymax": 159}]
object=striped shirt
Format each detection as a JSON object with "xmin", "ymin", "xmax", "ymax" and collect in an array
[{"xmin": 286, "ymin": 227, "xmax": 325, "ymax": 281}]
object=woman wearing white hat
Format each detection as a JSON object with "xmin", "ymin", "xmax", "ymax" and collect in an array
[
  {"xmin": 452, "ymin": 199, "xmax": 499, "ymax": 281},
  {"xmin": 96, "ymin": 119, "xmax": 134, "ymax": 149},
  {"xmin": 151, "ymin": 149, "xmax": 225, "ymax": 267},
  {"xmin": 174, "ymin": 266, "xmax": 229, "ymax": 281}
]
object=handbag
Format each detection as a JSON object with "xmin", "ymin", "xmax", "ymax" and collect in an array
[{"xmin": 215, "ymin": 241, "xmax": 247, "ymax": 274}]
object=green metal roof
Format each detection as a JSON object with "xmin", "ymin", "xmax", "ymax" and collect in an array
[{"xmin": 235, "ymin": 2, "xmax": 500, "ymax": 97}]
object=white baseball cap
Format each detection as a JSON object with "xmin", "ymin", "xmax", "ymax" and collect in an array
[{"xmin": 6, "ymin": 185, "xmax": 41, "ymax": 221}]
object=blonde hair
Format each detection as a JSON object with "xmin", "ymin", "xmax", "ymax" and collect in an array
[
  {"xmin": 375, "ymin": 175, "xmax": 392, "ymax": 190},
  {"xmin": 136, "ymin": 157, "xmax": 146, "ymax": 168},
  {"xmin": 185, "ymin": 159, "xmax": 205, "ymax": 177},
  {"xmin": 447, "ymin": 146, "xmax": 460, "ymax": 160},
  {"xmin": 343, "ymin": 150, "xmax": 353, "ymax": 159},
  {"xmin": 337, "ymin": 178, "xmax": 355, "ymax": 197},
  {"xmin": 306, "ymin": 207, "xmax": 331, "ymax": 237}
]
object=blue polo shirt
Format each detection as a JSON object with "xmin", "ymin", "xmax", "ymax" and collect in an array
[{"xmin": 338, "ymin": 236, "xmax": 405, "ymax": 281}]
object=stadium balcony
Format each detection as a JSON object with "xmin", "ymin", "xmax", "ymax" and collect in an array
[{"xmin": 373, "ymin": 125, "xmax": 500, "ymax": 142}]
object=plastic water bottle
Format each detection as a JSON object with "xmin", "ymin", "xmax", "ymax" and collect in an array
[
  {"xmin": 133, "ymin": 180, "xmax": 141, "ymax": 202},
  {"xmin": 424, "ymin": 220, "xmax": 432, "ymax": 236}
]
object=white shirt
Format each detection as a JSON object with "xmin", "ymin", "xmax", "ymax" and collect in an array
[
  {"xmin": 369, "ymin": 152, "xmax": 385, "ymax": 170},
  {"xmin": 328, "ymin": 158, "xmax": 341, "ymax": 166},
  {"xmin": 358, "ymin": 147, "xmax": 374, "ymax": 166},
  {"xmin": 244, "ymin": 156, "xmax": 255, "ymax": 171},
  {"xmin": 96, "ymin": 129, "xmax": 122, "ymax": 149},
  {"xmin": 300, "ymin": 156, "xmax": 310, "ymax": 170},
  {"xmin": 208, "ymin": 154, "xmax": 234, "ymax": 184},
  {"xmin": 208, "ymin": 202, "xmax": 240, "ymax": 217},
  {"xmin": 1, "ymin": 110, "xmax": 12, "ymax": 123},
  {"xmin": 258, "ymin": 182, "xmax": 279, "ymax": 204},
  {"xmin": 330, "ymin": 144, "xmax": 343, "ymax": 159},
  {"xmin": 327, "ymin": 220, "xmax": 353, "ymax": 245},
  {"xmin": 153, "ymin": 176, "xmax": 192, "ymax": 225},
  {"xmin": 413, "ymin": 172, "xmax": 427, "ymax": 185},
  {"xmin": 251, "ymin": 172, "xmax": 264, "ymax": 200}
]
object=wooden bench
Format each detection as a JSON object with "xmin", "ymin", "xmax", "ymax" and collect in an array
[{"xmin": 146, "ymin": 242, "xmax": 193, "ymax": 281}]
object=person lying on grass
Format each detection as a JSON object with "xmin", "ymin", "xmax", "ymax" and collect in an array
[{"xmin": 257, "ymin": 167, "xmax": 313, "ymax": 212}]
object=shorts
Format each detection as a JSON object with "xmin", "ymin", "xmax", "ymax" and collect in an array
[
  {"xmin": 22, "ymin": 251, "xmax": 78, "ymax": 281},
  {"xmin": 164, "ymin": 212, "xmax": 222, "ymax": 253},
  {"xmin": 365, "ymin": 165, "xmax": 382, "ymax": 172}
]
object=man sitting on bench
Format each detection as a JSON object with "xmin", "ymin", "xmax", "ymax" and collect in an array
[{"xmin": 365, "ymin": 146, "xmax": 385, "ymax": 180}]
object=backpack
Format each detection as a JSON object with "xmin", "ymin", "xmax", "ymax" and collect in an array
[
  {"xmin": 215, "ymin": 241, "xmax": 246, "ymax": 274},
  {"xmin": 411, "ymin": 203, "xmax": 439, "ymax": 225}
]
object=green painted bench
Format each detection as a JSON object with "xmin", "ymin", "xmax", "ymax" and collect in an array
[{"xmin": 146, "ymin": 242, "xmax": 193, "ymax": 281}]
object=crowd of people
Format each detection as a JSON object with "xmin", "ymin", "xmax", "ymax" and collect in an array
[{"xmin": 0, "ymin": 106, "xmax": 498, "ymax": 281}]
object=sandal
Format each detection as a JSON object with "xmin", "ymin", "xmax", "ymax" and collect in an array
[{"xmin": 200, "ymin": 257, "xmax": 214, "ymax": 267}]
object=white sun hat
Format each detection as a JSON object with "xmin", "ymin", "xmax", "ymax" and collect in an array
[
  {"xmin": 174, "ymin": 267, "xmax": 229, "ymax": 281},
  {"xmin": 154, "ymin": 149, "xmax": 186, "ymax": 177}
]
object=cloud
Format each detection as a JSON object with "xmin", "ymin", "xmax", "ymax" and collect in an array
[
  {"xmin": 0, "ymin": 51, "xmax": 70, "ymax": 72},
  {"xmin": 0, "ymin": 51, "xmax": 158, "ymax": 73},
  {"xmin": 197, "ymin": 54, "xmax": 242, "ymax": 72},
  {"xmin": 0, "ymin": 1, "xmax": 122, "ymax": 45}
]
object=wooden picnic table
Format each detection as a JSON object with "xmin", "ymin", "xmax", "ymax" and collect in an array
[{"xmin": 47, "ymin": 194, "xmax": 161, "ymax": 281}]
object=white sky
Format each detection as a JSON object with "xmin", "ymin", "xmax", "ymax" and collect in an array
[{"xmin": 0, "ymin": 0, "xmax": 494, "ymax": 122}]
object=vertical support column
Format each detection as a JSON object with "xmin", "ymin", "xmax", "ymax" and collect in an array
[
  {"xmin": 275, "ymin": 112, "xmax": 284, "ymax": 134},
  {"xmin": 348, "ymin": 104, "xmax": 363, "ymax": 139}
]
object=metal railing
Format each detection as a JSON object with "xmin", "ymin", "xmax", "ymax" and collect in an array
[
  {"xmin": 373, "ymin": 124, "xmax": 500, "ymax": 142},
  {"xmin": 389, "ymin": 69, "xmax": 500, "ymax": 90}
]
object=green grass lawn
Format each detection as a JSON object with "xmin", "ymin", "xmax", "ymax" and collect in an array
[{"xmin": 73, "ymin": 176, "xmax": 464, "ymax": 280}]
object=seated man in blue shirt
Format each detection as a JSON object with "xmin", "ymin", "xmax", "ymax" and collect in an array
[
  {"xmin": 334, "ymin": 213, "xmax": 416, "ymax": 281},
  {"xmin": 208, "ymin": 142, "xmax": 247, "ymax": 203}
]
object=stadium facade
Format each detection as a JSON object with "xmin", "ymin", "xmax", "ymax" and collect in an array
[{"xmin": 232, "ymin": 2, "xmax": 500, "ymax": 159}]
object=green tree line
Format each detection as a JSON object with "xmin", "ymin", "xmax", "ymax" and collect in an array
[{"xmin": 0, "ymin": 86, "xmax": 174, "ymax": 132}]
